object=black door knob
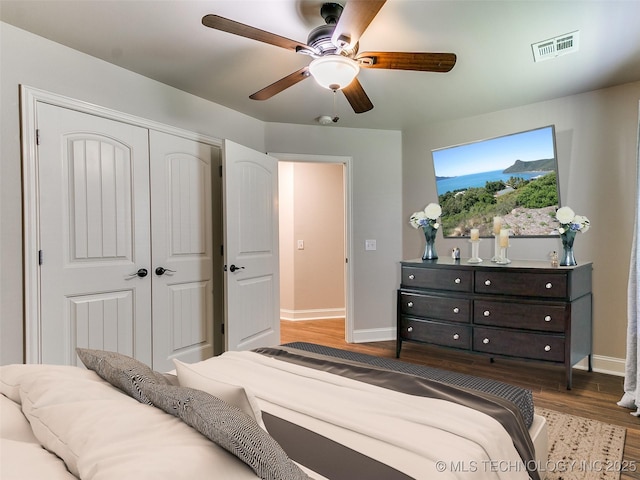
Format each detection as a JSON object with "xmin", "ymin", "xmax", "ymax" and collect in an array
[
  {"xmin": 155, "ymin": 267, "xmax": 176, "ymax": 276},
  {"xmin": 229, "ymin": 264, "xmax": 245, "ymax": 273},
  {"xmin": 135, "ymin": 268, "xmax": 148, "ymax": 278}
]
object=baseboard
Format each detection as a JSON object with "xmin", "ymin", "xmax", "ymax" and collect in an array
[
  {"xmin": 574, "ymin": 354, "xmax": 625, "ymax": 377},
  {"xmin": 351, "ymin": 327, "xmax": 395, "ymax": 343},
  {"xmin": 280, "ymin": 308, "xmax": 345, "ymax": 321},
  {"xmin": 350, "ymin": 328, "xmax": 626, "ymax": 378}
]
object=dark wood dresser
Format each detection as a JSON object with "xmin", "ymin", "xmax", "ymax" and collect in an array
[{"xmin": 397, "ymin": 258, "xmax": 592, "ymax": 389}]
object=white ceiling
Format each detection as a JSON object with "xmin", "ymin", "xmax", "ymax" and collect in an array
[{"xmin": 2, "ymin": 0, "xmax": 640, "ymax": 131}]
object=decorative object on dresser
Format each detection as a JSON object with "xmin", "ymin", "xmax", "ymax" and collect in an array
[
  {"xmin": 554, "ymin": 206, "xmax": 591, "ymax": 266},
  {"xmin": 409, "ymin": 202, "xmax": 442, "ymax": 260},
  {"xmin": 468, "ymin": 228, "xmax": 482, "ymax": 263},
  {"xmin": 397, "ymin": 257, "xmax": 592, "ymax": 389}
]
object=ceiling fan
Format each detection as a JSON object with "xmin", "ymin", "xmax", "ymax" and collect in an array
[{"xmin": 202, "ymin": 1, "xmax": 456, "ymax": 114}]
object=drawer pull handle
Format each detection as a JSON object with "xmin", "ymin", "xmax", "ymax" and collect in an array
[
  {"xmin": 544, "ymin": 345, "xmax": 551, "ymax": 352},
  {"xmin": 453, "ymin": 333, "xmax": 460, "ymax": 340},
  {"xmin": 407, "ymin": 326, "xmax": 413, "ymax": 333},
  {"xmin": 483, "ymin": 338, "xmax": 490, "ymax": 344},
  {"xmin": 408, "ymin": 274, "xmax": 415, "ymax": 280},
  {"xmin": 544, "ymin": 315, "xmax": 552, "ymax": 322},
  {"xmin": 484, "ymin": 279, "xmax": 491, "ymax": 286},
  {"xmin": 453, "ymin": 307, "xmax": 460, "ymax": 314},
  {"xmin": 454, "ymin": 278, "xmax": 461, "ymax": 284},
  {"xmin": 483, "ymin": 310, "xmax": 490, "ymax": 317},
  {"xmin": 407, "ymin": 301, "xmax": 414, "ymax": 308},
  {"xmin": 545, "ymin": 282, "xmax": 553, "ymax": 289}
]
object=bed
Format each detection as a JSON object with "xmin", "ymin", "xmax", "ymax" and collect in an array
[{"xmin": 0, "ymin": 343, "xmax": 547, "ymax": 480}]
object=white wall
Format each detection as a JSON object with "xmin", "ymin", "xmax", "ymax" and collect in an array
[
  {"xmin": 403, "ymin": 82, "xmax": 640, "ymax": 371},
  {"xmin": 266, "ymin": 124, "xmax": 403, "ymax": 340},
  {"xmin": 0, "ymin": 22, "xmax": 266, "ymax": 364}
]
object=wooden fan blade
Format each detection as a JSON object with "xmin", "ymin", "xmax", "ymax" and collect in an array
[
  {"xmin": 249, "ymin": 67, "xmax": 311, "ymax": 100},
  {"xmin": 342, "ymin": 78, "xmax": 374, "ymax": 114},
  {"xmin": 202, "ymin": 14, "xmax": 308, "ymax": 52},
  {"xmin": 357, "ymin": 52, "xmax": 457, "ymax": 72},
  {"xmin": 331, "ymin": 1, "xmax": 386, "ymax": 50}
]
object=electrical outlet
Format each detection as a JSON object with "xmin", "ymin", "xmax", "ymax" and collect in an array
[
  {"xmin": 297, "ymin": 240, "xmax": 304, "ymax": 250},
  {"xmin": 365, "ymin": 239, "xmax": 376, "ymax": 251}
]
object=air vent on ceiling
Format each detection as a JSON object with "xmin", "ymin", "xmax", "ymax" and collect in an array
[{"xmin": 532, "ymin": 31, "xmax": 579, "ymax": 62}]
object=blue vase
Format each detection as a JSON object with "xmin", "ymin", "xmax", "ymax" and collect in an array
[
  {"xmin": 422, "ymin": 226, "xmax": 438, "ymax": 260},
  {"xmin": 560, "ymin": 230, "xmax": 577, "ymax": 266}
]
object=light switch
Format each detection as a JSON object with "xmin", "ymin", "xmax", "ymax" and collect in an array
[
  {"xmin": 365, "ymin": 239, "xmax": 376, "ymax": 251},
  {"xmin": 297, "ymin": 240, "xmax": 304, "ymax": 250}
]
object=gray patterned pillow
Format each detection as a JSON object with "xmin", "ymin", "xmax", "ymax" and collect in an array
[
  {"xmin": 76, "ymin": 348, "xmax": 169, "ymax": 405},
  {"xmin": 142, "ymin": 382, "xmax": 310, "ymax": 480}
]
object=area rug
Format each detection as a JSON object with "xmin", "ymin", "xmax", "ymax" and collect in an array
[{"xmin": 536, "ymin": 407, "xmax": 627, "ymax": 480}]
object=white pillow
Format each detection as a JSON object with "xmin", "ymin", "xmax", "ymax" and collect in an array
[
  {"xmin": 15, "ymin": 366, "xmax": 260, "ymax": 480},
  {"xmin": 173, "ymin": 359, "xmax": 266, "ymax": 430}
]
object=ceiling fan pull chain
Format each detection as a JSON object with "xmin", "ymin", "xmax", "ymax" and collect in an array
[{"xmin": 332, "ymin": 89, "xmax": 339, "ymax": 123}]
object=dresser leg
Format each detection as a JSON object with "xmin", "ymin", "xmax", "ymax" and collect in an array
[
  {"xmin": 489, "ymin": 357, "xmax": 494, "ymax": 363},
  {"xmin": 566, "ymin": 367, "xmax": 572, "ymax": 390},
  {"xmin": 588, "ymin": 354, "xmax": 593, "ymax": 372},
  {"xmin": 396, "ymin": 338, "xmax": 402, "ymax": 358}
]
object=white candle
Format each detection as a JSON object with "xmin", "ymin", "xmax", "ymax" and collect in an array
[
  {"xmin": 499, "ymin": 228, "xmax": 510, "ymax": 247},
  {"xmin": 493, "ymin": 216, "xmax": 503, "ymax": 235},
  {"xmin": 470, "ymin": 228, "xmax": 480, "ymax": 241}
]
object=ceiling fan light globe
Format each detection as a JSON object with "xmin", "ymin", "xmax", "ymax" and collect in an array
[{"xmin": 309, "ymin": 55, "xmax": 360, "ymax": 90}]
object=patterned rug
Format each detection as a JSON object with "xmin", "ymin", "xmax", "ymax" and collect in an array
[{"xmin": 536, "ymin": 408, "xmax": 627, "ymax": 480}]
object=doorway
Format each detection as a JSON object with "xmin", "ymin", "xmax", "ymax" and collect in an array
[{"xmin": 273, "ymin": 153, "xmax": 353, "ymax": 343}]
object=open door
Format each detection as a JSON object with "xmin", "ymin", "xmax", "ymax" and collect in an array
[{"xmin": 223, "ymin": 140, "xmax": 280, "ymax": 351}]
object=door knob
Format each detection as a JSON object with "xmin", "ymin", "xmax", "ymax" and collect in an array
[
  {"xmin": 128, "ymin": 268, "xmax": 148, "ymax": 278},
  {"xmin": 229, "ymin": 264, "xmax": 245, "ymax": 273},
  {"xmin": 155, "ymin": 267, "xmax": 176, "ymax": 276}
]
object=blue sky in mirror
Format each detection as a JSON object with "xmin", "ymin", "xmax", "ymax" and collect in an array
[{"xmin": 432, "ymin": 126, "xmax": 556, "ymax": 196}]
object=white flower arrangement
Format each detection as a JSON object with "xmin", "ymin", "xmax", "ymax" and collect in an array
[
  {"xmin": 555, "ymin": 206, "xmax": 590, "ymax": 234},
  {"xmin": 410, "ymin": 203, "xmax": 441, "ymax": 230}
]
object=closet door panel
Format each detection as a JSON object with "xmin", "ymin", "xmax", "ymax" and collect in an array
[
  {"xmin": 37, "ymin": 103, "xmax": 151, "ymax": 366},
  {"xmin": 150, "ymin": 131, "xmax": 215, "ymax": 371}
]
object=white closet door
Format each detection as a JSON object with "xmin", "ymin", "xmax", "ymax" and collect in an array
[
  {"xmin": 223, "ymin": 140, "xmax": 280, "ymax": 351},
  {"xmin": 37, "ymin": 103, "xmax": 152, "ymax": 366},
  {"xmin": 149, "ymin": 131, "xmax": 215, "ymax": 371}
]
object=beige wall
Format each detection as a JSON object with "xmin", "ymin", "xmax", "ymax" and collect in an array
[
  {"xmin": 279, "ymin": 162, "xmax": 345, "ymax": 319},
  {"xmin": 403, "ymin": 82, "xmax": 640, "ymax": 371}
]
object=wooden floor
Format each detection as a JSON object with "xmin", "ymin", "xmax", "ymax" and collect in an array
[{"xmin": 281, "ymin": 319, "xmax": 640, "ymax": 479}]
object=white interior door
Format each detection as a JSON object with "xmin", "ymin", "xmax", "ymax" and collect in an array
[
  {"xmin": 223, "ymin": 140, "xmax": 280, "ymax": 351},
  {"xmin": 149, "ymin": 131, "xmax": 215, "ymax": 371},
  {"xmin": 37, "ymin": 103, "xmax": 152, "ymax": 365}
]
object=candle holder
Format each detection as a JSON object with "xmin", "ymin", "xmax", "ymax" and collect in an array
[
  {"xmin": 467, "ymin": 239, "xmax": 482, "ymax": 263},
  {"xmin": 491, "ymin": 233, "xmax": 501, "ymax": 262},
  {"xmin": 496, "ymin": 246, "xmax": 511, "ymax": 264}
]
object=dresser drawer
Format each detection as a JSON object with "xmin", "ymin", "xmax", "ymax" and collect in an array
[
  {"xmin": 400, "ymin": 292, "xmax": 470, "ymax": 323},
  {"xmin": 400, "ymin": 317, "xmax": 471, "ymax": 349},
  {"xmin": 473, "ymin": 300, "xmax": 567, "ymax": 333},
  {"xmin": 402, "ymin": 267, "xmax": 472, "ymax": 292},
  {"xmin": 473, "ymin": 327, "xmax": 564, "ymax": 362},
  {"xmin": 474, "ymin": 270, "xmax": 568, "ymax": 298}
]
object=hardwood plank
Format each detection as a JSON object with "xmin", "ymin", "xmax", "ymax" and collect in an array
[{"xmin": 281, "ymin": 319, "xmax": 640, "ymax": 479}]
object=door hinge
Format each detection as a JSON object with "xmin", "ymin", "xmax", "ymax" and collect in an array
[
  {"xmin": 221, "ymin": 323, "xmax": 225, "ymax": 334},
  {"xmin": 219, "ymin": 165, "xmax": 223, "ymax": 177},
  {"xmin": 220, "ymin": 244, "xmax": 224, "ymax": 256},
  {"xmin": 38, "ymin": 250, "xmax": 43, "ymax": 265},
  {"xmin": 36, "ymin": 129, "xmax": 40, "ymax": 146}
]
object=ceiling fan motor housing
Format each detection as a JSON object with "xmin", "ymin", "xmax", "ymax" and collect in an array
[{"xmin": 307, "ymin": 24, "xmax": 338, "ymax": 55}]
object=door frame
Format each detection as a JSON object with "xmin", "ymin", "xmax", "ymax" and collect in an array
[
  {"xmin": 269, "ymin": 152, "xmax": 354, "ymax": 343},
  {"xmin": 20, "ymin": 85, "xmax": 223, "ymax": 363}
]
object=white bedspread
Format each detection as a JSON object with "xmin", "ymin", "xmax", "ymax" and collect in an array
[{"xmin": 176, "ymin": 351, "xmax": 532, "ymax": 480}]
